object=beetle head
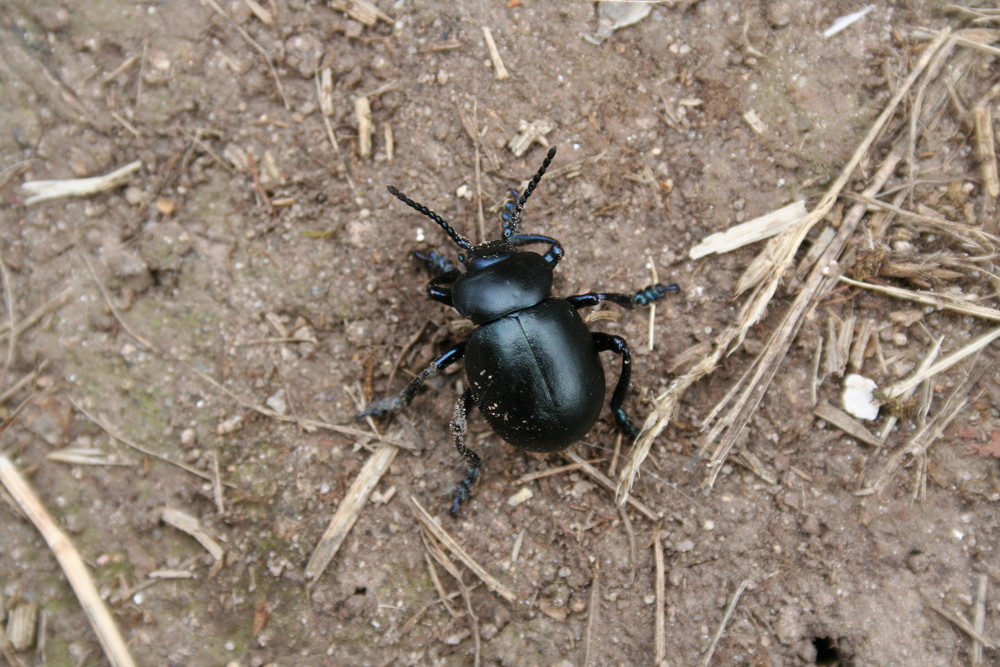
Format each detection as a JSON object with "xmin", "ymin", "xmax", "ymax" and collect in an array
[
  {"xmin": 458, "ymin": 239, "xmax": 511, "ymax": 271},
  {"xmin": 451, "ymin": 250, "xmax": 553, "ymax": 323}
]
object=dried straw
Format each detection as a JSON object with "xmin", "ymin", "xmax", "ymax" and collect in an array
[
  {"xmin": 305, "ymin": 444, "xmax": 399, "ymax": 581},
  {"xmin": 0, "ymin": 455, "xmax": 137, "ymax": 667},
  {"xmin": 617, "ymin": 28, "xmax": 957, "ymax": 502},
  {"xmin": 408, "ymin": 495, "xmax": 517, "ymax": 602}
]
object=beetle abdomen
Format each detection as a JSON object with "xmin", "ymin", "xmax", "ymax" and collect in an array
[{"xmin": 465, "ymin": 299, "xmax": 606, "ymax": 452}]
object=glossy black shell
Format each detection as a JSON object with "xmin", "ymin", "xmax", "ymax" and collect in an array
[
  {"xmin": 451, "ymin": 252, "xmax": 553, "ymax": 324},
  {"xmin": 465, "ymin": 298, "xmax": 605, "ymax": 452}
]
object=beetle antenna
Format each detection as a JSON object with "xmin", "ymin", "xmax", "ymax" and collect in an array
[
  {"xmin": 504, "ymin": 145, "xmax": 557, "ymax": 239},
  {"xmin": 387, "ymin": 185, "xmax": 473, "ymax": 251}
]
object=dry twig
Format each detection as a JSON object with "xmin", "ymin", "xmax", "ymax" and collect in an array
[
  {"xmin": 840, "ymin": 276, "xmax": 1000, "ymax": 322},
  {"xmin": 422, "ymin": 551, "xmax": 460, "ymax": 620},
  {"xmin": 814, "ymin": 401, "xmax": 882, "ymax": 448},
  {"xmin": 973, "ymin": 573, "xmax": 989, "ymax": 666},
  {"xmin": 912, "ymin": 27, "xmax": 1000, "ymax": 58},
  {"xmin": 688, "ymin": 200, "xmax": 807, "ymax": 259},
  {"xmin": 457, "ymin": 102, "xmax": 488, "ymax": 244},
  {"xmin": 0, "ymin": 289, "xmax": 71, "ymax": 344},
  {"xmin": 701, "ymin": 579, "xmax": 750, "ymax": 667},
  {"xmin": 197, "ymin": 366, "xmax": 416, "ymax": 449},
  {"xmin": 973, "ymin": 105, "xmax": 999, "ymax": 200},
  {"xmin": 21, "ymin": 161, "xmax": 142, "ymax": 206},
  {"xmin": 315, "ymin": 67, "xmax": 358, "ymax": 198},
  {"xmin": 330, "ymin": 0, "xmax": 392, "ymax": 26},
  {"xmin": 654, "ymin": 528, "xmax": 666, "ymax": 665},
  {"xmin": 514, "ymin": 460, "xmax": 590, "ymax": 484},
  {"xmin": 482, "ymin": 27, "xmax": 509, "ymax": 80},
  {"xmin": 919, "ymin": 588, "xmax": 997, "ymax": 650},
  {"xmin": 305, "ymin": 444, "xmax": 398, "ymax": 581},
  {"xmin": 852, "ymin": 194, "xmax": 1000, "ymax": 250},
  {"xmin": 408, "ymin": 495, "xmax": 516, "ymax": 602},
  {"xmin": 355, "ymin": 96, "xmax": 373, "ymax": 158},
  {"xmin": 202, "ymin": 0, "xmax": 288, "ymax": 109},
  {"xmin": 47, "ymin": 447, "xmax": 129, "ymax": 467},
  {"xmin": 71, "ymin": 399, "xmax": 227, "ymax": 485},
  {"xmin": 0, "ymin": 254, "xmax": 14, "ymax": 387},
  {"xmin": 0, "ymin": 362, "xmax": 48, "ymax": 406},
  {"xmin": 97, "ymin": 53, "xmax": 139, "ymax": 86},
  {"xmin": 0, "ymin": 455, "xmax": 137, "ymax": 667},
  {"xmin": 862, "ymin": 363, "xmax": 987, "ymax": 495},
  {"xmin": 584, "ymin": 564, "xmax": 600, "ymax": 667},
  {"xmin": 211, "ymin": 451, "xmax": 225, "ymax": 514},
  {"xmin": 564, "ymin": 451, "xmax": 658, "ymax": 521},
  {"xmin": 883, "ymin": 326, "xmax": 1000, "ymax": 400},
  {"xmin": 0, "ymin": 622, "xmax": 27, "ymax": 667},
  {"xmin": 421, "ymin": 531, "xmax": 481, "ymax": 667},
  {"xmin": 83, "ymin": 255, "xmax": 155, "ymax": 349},
  {"xmin": 881, "ymin": 336, "xmax": 942, "ymax": 445},
  {"xmin": 160, "ymin": 507, "xmax": 225, "ymax": 561}
]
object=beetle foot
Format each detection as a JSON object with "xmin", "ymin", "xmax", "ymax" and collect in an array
[
  {"xmin": 500, "ymin": 189, "xmax": 519, "ymax": 224},
  {"xmin": 631, "ymin": 283, "xmax": 680, "ymax": 307},
  {"xmin": 615, "ymin": 408, "xmax": 640, "ymax": 441},
  {"xmin": 356, "ymin": 396, "xmax": 404, "ymax": 419},
  {"xmin": 449, "ymin": 465, "xmax": 480, "ymax": 515},
  {"xmin": 414, "ymin": 250, "xmax": 456, "ymax": 276}
]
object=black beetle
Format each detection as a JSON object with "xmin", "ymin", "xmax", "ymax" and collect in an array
[{"xmin": 360, "ymin": 147, "xmax": 678, "ymax": 512}]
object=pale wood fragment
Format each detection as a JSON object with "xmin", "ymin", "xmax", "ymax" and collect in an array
[
  {"xmin": 0, "ymin": 455, "xmax": 137, "ymax": 667},
  {"xmin": 408, "ymin": 495, "xmax": 517, "ymax": 602},
  {"xmin": 161, "ymin": 507, "xmax": 225, "ymax": 561},
  {"xmin": 21, "ymin": 161, "xmax": 142, "ymax": 206},
  {"xmin": 306, "ymin": 444, "xmax": 398, "ymax": 581},
  {"xmin": 482, "ymin": 27, "xmax": 509, "ymax": 80},
  {"xmin": 973, "ymin": 105, "xmax": 999, "ymax": 199}
]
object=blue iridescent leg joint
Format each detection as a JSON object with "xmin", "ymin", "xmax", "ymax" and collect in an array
[{"xmin": 631, "ymin": 283, "xmax": 679, "ymax": 307}]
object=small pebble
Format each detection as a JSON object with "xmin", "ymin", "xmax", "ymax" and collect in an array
[
  {"xmin": 906, "ymin": 551, "xmax": 929, "ymax": 574},
  {"xmin": 508, "ymin": 487, "xmax": 533, "ymax": 506},
  {"xmin": 217, "ymin": 414, "xmax": 244, "ymax": 435},
  {"xmin": 842, "ymin": 373, "xmax": 879, "ymax": 421},
  {"xmin": 266, "ymin": 390, "xmax": 287, "ymax": 415}
]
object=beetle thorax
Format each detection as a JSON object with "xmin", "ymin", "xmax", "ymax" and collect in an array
[{"xmin": 451, "ymin": 251, "xmax": 554, "ymax": 324}]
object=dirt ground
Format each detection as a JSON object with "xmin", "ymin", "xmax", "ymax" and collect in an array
[{"xmin": 2, "ymin": 1, "xmax": 999, "ymax": 665}]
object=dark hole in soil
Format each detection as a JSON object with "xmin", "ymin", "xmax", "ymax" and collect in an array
[
  {"xmin": 813, "ymin": 636, "xmax": 841, "ymax": 665},
  {"xmin": 354, "ymin": 586, "xmax": 367, "ymax": 595}
]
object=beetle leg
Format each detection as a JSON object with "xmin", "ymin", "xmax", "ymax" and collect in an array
[
  {"xmin": 499, "ymin": 188, "xmax": 519, "ymax": 230},
  {"xmin": 592, "ymin": 332, "xmax": 640, "ymax": 440},
  {"xmin": 426, "ymin": 269, "xmax": 460, "ymax": 307},
  {"xmin": 414, "ymin": 250, "xmax": 457, "ymax": 277},
  {"xmin": 449, "ymin": 389, "xmax": 481, "ymax": 515},
  {"xmin": 568, "ymin": 283, "xmax": 679, "ymax": 310},
  {"xmin": 567, "ymin": 292, "xmax": 635, "ymax": 310},
  {"xmin": 508, "ymin": 234, "xmax": 564, "ymax": 267},
  {"xmin": 630, "ymin": 283, "xmax": 680, "ymax": 306},
  {"xmin": 357, "ymin": 343, "xmax": 466, "ymax": 418}
]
